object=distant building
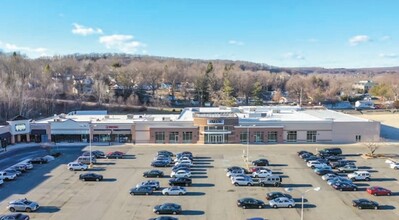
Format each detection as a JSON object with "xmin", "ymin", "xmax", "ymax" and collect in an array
[{"xmin": 352, "ymin": 80, "xmax": 376, "ymax": 93}]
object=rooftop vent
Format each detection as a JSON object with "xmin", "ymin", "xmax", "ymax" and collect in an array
[{"xmin": 127, "ymin": 114, "xmax": 134, "ymax": 119}]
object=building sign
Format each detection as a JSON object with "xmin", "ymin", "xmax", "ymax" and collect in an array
[
  {"xmin": 15, "ymin": 123, "xmax": 26, "ymax": 132},
  {"xmin": 106, "ymin": 126, "xmax": 119, "ymax": 129},
  {"xmin": 207, "ymin": 119, "xmax": 224, "ymax": 125}
]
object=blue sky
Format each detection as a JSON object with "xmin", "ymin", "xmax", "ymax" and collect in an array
[{"xmin": 0, "ymin": 0, "xmax": 398, "ymax": 68}]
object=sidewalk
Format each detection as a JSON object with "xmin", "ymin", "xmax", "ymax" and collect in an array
[{"xmin": 0, "ymin": 143, "xmax": 41, "ymax": 155}]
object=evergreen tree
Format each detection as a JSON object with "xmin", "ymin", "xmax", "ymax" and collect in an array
[{"xmin": 252, "ymin": 81, "xmax": 263, "ymax": 105}]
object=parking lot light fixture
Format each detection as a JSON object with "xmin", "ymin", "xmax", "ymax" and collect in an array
[{"xmin": 284, "ymin": 187, "xmax": 321, "ymax": 220}]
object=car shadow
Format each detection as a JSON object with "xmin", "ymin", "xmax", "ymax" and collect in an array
[
  {"xmin": 194, "ymin": 159, "xmax": 214, "ymax": 162},
  {"xmin": 293, "ymin": 198, "xmax": 308, "ymax": 203},
  {"xmin": 302, "ymin": 204, "xmax": 317, "ymax": 208},
  {"xmin": 193, "ymin": 157, "xmax": 212, "ymax": 160},
  {"xmin": 190, "ymin": 168, "xmax": 207, "ymax": 172},
  {"xmin": 35, "ymin": 206, "xmax": 61, "ymax": 213},
  {"xmin": 269, "ymin": 164, "xmax": 288, "ymax": 167},
  {"xmin": 191, "ymin": 172, "xmax": 207, "ymax": 175},
  {"xmin": 358, "ymin": 166, "xmax": 373, "ymax": 170},
  {"xmin": 191, "ymin": 175, "xmax": 208, "ymax": 179},
  {"xmin": 101, "ymin": 178, "xmax": 117, "ymax": 182},
  {"xmin": 123, "ymin": 155, "xmax": 136, "ymax": 159},
  {"xmin": 356, "ymin": 188, "xmax": 367, "ymax": 192},
  {"xmin": 95, "ymin": 162, "xmax": 116, "ymax": 165},
  {"xmin": 272, "ymin": 171, "xmax": 284, "ymax": 175},
  {"xmin": 355, "ymin": 183, "xmax": 370, "ymax": 187},
  {"xmin": 191, "ymin": 183, "xmax": 215, "ymax": 187},
  {"xmin": 181, "ymin": 210, "xmax": 205, "ymax": 215},
  {"xmin": 280, "ymin": 175, "xmax": 289, "ymax": 178},
  {"xmin": 185, "ymin": 192, "xmax": 206, "ymax": 196},
  {"xmin": 193, "ymin": 162, "xmax": 211, "ymax": 165},
  {"xmin": 88, "ymin": 167, "xmax": 106, "ymax": 172},
  {"xmin": 371, "ymin": 178, "xmax": 397, "ymax": 182},
  {"xmin": 191, "ymin": 165, "xmax": 214, "ymax": 168},
  {"xmin": 379, "ymin": 205, "xmax": 396, "ymax": 210},
  {"xmin": 389, "ymin": 192, "xmax": 399, "ymax": 196},
  {"xmin": 281, "ymin": 183, "xmax": 313, "ymax": 188},
  {"xmin": 341, "ymin": 154, "xmax": 361, "ymax": 157}
]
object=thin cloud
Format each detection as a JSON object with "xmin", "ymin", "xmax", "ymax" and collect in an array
[
  {"xmin": 283, "ymin": 52, "xmax": 305, "ymax": 60},
  {"xmin": 72, "ymin": 23, "xmax": 103, "ymax": 36},
  {"xmin": 349, "ymin": 35, "xmax": 370, "ymax": 46},
  {"xmin": 379, "ymin": 53, "xmax": 397, "ymax": 58},
  {"xmin": 380, "ymin": 36, "xmax": 391, "ymax": 41},
  {"xmin": 4, "ymin": 43, "xmax": 47, "ymax": 53},
  {"xmin": 99, "ymin": 34, "xmax": 145, "ymax": 53},
  {"xmin": 228, "ymin": 40, "xmax": 244, "ymax": 46}
]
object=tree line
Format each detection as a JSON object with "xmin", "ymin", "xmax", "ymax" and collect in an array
[{"xmin": 0, "ymin": 52, "xmax": 398, "ymax": 121}]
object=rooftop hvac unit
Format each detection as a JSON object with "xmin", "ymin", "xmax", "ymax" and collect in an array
[
  {"xmin": 104, "ymin": 115, "xmax": 110, "ymax": 119},
  {"xmin": 272, "ymin": 109, "xmax": 280, "ymax": 113},
  {"xmin": 59, "ymin": 113, "xmax": 66, "ymax": 119},
  {"xmin": 162, "ymin": 117, "xmax": 171, "ymax": 121},
  {"xmin": 127, "ymin": 114, "xmax": 134, "ymax": 119}
]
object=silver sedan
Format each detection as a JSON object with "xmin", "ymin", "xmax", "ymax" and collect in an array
[{"xmin": 162, "ymin": 186, "xmax": 187, "ymax": 196}]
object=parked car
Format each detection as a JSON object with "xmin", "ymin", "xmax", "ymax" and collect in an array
[
  {"xmin": 11, "ymin": 164, "xmax": 27, "ymax": 172},
  {"xmin": 352, "ymin": 199, "xmax": 379, "ymax": 210},
  {"xmin": 7, "ymin": 199, "xmax": 39, "ymax": 212},
  {"xmin": 29, "ymin": 157, "xmax": 48, "ymax": 164},
  {"xmin": 18, "ymin": 161, "xmax": 33, "ymax": 170},
  {"xmin": 129, "ymin": 186, "xmax": 154, "ymax": 195},
  {"xmin": 136, "ymin": 180, "xmax": 160, "ymax": 190},
  {"xmin": 329, "ymin": 160, "xmax": 355, "ymax": 169},
  {"xmin": 153, "ymin": 203, "xmax": 182, "ymax": 215},
  {"xmin": 0, "ymin": 171, "xmax": 17, "ymax": 181},
  {"xmin": 297, "ymin": 151, "xmax": 311, "ymax": 156},
  {"xmin": 226, "ymin": 166, "xmax": 245, "ymax": 172},
  {"xmin": 266, "ymin": 192, "xmax": 292, "ymax": 200},
  {"xmin": 252, "ymin": 169, "xmax": 272, "ymax": 178},
  {"xmin": 169, "ymin": 177, "xmax": 192, "ymax": 186},
  {"xmin": 0, "ymin": 214, "xmax": 30, "ymax": 220},
  {"xmin": 258, "ymin": 175, "xmax": 282, "ymax": 187},
  {"xmin": 175, "ymin": 160, "xmax": 193, "ymax": 167},
  {"xmin": 148, "ymin": 216, "xmax": 178, "ymax": 220},
  {"xmin": 174, "ymin": 156, "xmax": 192, "ymax": 162},
  {"xmin": 332, "ymin": 182, "xmax": 358, "ymax": 191},
  {"xmin": 389, "ymin": 162, "xmax": 399, "ymax": 169},
  {"xmin": 367, "ymin": 186, "xmax": 392, "ymax": 196},
  {"xmin": 319, "ymin": 148, "xmax": 342, "ymax": 156},
  {"xmin": 269, "ymin": 197, "xmax": 295, "ymax": 208},
  {"xmin": 232, "ymin": 176, "xmax": 254, "ymax": 186},
  {"xmin": 327, "ymin": 177, "xmax": 352, "ymax": 186},
  {"xmin": 82, "ymin": 150, "xmax": 105, "ymax": 158},
  {"xmin": 106, "ymin": 151, "xmax": 124, "ymax": 159},
  {"xmin": 162, "ymin": 186, "xmax": 187, "ymax": 195},
  {"xmin": 157, "ymin": 150, "xmax": 174, "ymax": 157},
  {"xmin": 306, "ymin": 161, "xmax": 326, "ymax": 168},
  {"xmin": 337, "ymin": 164, "xmax": 358, "ymax": 173},
  {"xmin": 321, "ymin": 173, "xmax": 339, "ymax": 181},
  {"xmin": 151, "ymin": 160, "xmax": 171, "ymax": 167},
  {"xmin": 76, "ymin": 156, "xmax": 96, "ymax": 164},
  {"xmin": 4, "ymin": 168, "xmax": 21, "ymax": 176},
  {"xmin": 325, "ymin": 155, "xmax": 343, "ymax": 163},
  {"xmin": 300, "ymin": 152, "xmax": 314, "ymax": 159},
  {"xmin": 348, "ymin": 171, "xmax": 371, "ymax": 181},
  {"xmin": 171, "ymin": 166, "xmax": 190, "ymax": 173},
  {"xmin": 237, "ymin": 198, "xmax": 265, "ymax": 209},
  {"xmin": 79, "ymin": 173, "xmax": 103, "ymax": 181},
  {"xmin": 67, "ymin": 162, "xmax": 88, "ymax": 171},
  {"xmin": 170, "ymin": 170, "xmax": 191, "ymax": 178},
  {"xmin": 249, "ymin": 166, "xmax": 268, "ymax": 173},
  {"xmin": 143, "ymin": 170, "xmax": 164, "ymax": 178},
  {"xmin": 314, "ymin": 167, "xmax": 334, "ymax": 175},
  {"xmin": 226, "ymin": 169, "xmax": 245, "ymax": 177},
  {"xmin": 304, "ymin": 156, "xmax": 320, "ymax": 162},
  {"xmin": 252, "ymin": 159, "xmax": 269, "ymax": 166}
]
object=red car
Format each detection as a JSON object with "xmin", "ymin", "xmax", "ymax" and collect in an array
[
  {"xmin": 249, "ymin": 166, "xmax": 268, "ymax": 173},
  {"xmin": 367, "ymin": 186, "xmax": 392, "ymax": 196},
  {"xmin": 106, "ymin": 151, "xmax": 125, "ymax": 159}
]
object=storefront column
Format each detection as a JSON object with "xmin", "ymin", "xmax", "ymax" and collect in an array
[
  {"xmin": 17, "ymin": 135, "xmax": 21, "ymax": 142},
  {"xmin": 26, "ymin": 134, "xmax": 30, "ymax": 142},
  {"xmin": 11, "ymin": 135, "xmax": 15, "ymax": 144}
]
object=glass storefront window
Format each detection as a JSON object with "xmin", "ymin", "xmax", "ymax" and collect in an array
[
  {"xmin": 182, "ymin": 132, "xmax": 192, "ymax": 143},
  {"xmin": 307, "ymin": 131, "xmax": 317, "ymax": 142},
  {"xmin": 254, "ymin": 131, "xmax": 264, "ymax": 143},
  {"xmin": 155, "ymin": 132, "xmax": 165, "ymax": 143},
  {"xmin": 169, "ymin": 132, "xmax": 179, "ymax": 143},
  {"xmin": 287, "ymin": 131, "xmax": 297, "ymax": 142},
  {"xmin": 240, "ymin": 132, "xmax": 248, "ymax": 143},
  {"xmin": 268, "ymin": 131, "xmax": 277, "ymax": 143}
]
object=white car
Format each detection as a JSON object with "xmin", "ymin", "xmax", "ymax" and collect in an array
[
  {"xmin": 162, "ymin": 186, "xmax": 187, "ymax": 195},
  {"xmin": 227, "ymin": 169, "xmax": 245, "ymax": 177},
  {"xmin": 18, "ymin": 160, "xmax": 33, "ymax": 169},
  {"xmin": 269, "ymin": 197, "xmax": 296, "ymax": 208},
  {"xmin": 174, "ymin": 157, "xmax": 192, "ymax": 163},
  {"xmin": 321, "ymin": 173, "xmax": 338, "ymax": 181},
  {"xmin": 307, "ymin": 161, "xmax": 324, "ymax": 168},
  {"xmin": 175, "ymin": 160, "xmax": 193, "ymax": 167},
  {"xmin": 252, "ymin": 169, "xmax": 272, "ymax": 178},
  {"xmin": 0, "ymin": 171, "xmax": 17, "ymax": 180},
  {"xmin": 170, "ymin": 170, "xmax": 191, "ymax": 178},
  {"xmin": 67, "ymin": 162, "xmax": 88, "ymax": 171},
  {"xmin": 348, "ymin": 171, "xmax": 371, "ymax": 181},
  {"xmin": 390, "ymin": 162, "xmax": 399, "ymax": 169}
]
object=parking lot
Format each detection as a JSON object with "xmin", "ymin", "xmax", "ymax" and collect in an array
[{"xmin": 1, "ymin": 143, "xmax": 399, "ymax": 220}]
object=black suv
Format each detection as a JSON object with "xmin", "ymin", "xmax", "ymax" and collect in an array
[
  {"xmin": 319, "ymin": 148, "xmax": 342, "ymax": 157},
  {"xmin": 169, "ymin": 177, "xmax": 192, "ymax": 186}
]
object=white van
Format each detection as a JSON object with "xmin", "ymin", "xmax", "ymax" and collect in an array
[{"xmin": 76, "ymin": 156, "xmax": 96, "ymax": 164}]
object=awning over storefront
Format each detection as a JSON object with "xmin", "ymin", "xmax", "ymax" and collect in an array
[
  {"xmin": 201, "ymin": 131, "xmax": 232, "ymax": 134},
  {"xmin": 31, "ymin": 129, "xmax": 46, "ymax": 135},
  {"xmin": 0, "ymin": 132, "xmax": 11, "ymax": 139}
]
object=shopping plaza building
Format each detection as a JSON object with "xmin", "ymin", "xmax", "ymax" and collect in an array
[{"xmin": 0, "ymin": 106, "xmax": 380, "ymax": 146}]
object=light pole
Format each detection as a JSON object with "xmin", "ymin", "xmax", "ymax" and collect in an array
[
  {"xmin": 89, "ymin": 124, "xmax": 93, "ymax": 168},
  {"xmin": 285, "ymin": 187, "xmax": 320, "ymax": 220},
  {"xmin": 246, "ymin": 126, "xmax": 249, "ymax": 162}
]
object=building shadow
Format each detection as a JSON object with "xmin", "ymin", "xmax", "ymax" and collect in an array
[{"xmin": 381, "ymin": 124, "xmax": 399, "ymax": 140}]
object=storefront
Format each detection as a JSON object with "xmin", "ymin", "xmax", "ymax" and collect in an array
[
  {"xmin": 7, "ymin": 115, "xmax": 31, "ymax": 144},
  {"xmin": 50, "ymin": 119, "xmax": 90, "ymax": 143}
]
